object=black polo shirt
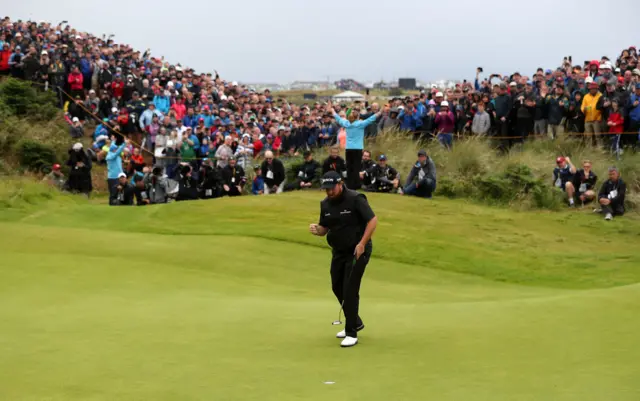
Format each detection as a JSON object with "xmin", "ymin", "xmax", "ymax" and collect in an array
[{"xmin": 318, "ymin": 188, "xmax": 375, "ymax": 253}]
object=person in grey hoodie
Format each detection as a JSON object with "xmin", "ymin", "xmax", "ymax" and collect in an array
[
  {"xmin": 401, "ymin": 149, "xmax": 437, "ymax": 198},
  {"xmin": 471, "ymin": 102, "xmax": 491, "ymax": 135},
  {"xmin": 378, "ymin": 107, "xmax": 401, "ymax": 131},
  {"xmin": 146, "ymin": 166, "xmax": 169, "ymax": 204}
]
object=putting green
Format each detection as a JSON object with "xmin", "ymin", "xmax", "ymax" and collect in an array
[{"xmin": 1, "ymin": 192, "xmax": 639, "ymax": 400}]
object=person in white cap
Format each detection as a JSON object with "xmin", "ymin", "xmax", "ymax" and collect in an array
[
  {"xmin": 70, "ymin": 116, "xmax": 84, "ymax": 138},
  {"xmin": 109, "ymin": 172, "xmax": 135, "ymax": 206},
  {"xmin": 66, "ymin": 142, "xmax": 92, "ymax": 196}
]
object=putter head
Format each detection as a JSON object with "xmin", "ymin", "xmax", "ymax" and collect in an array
[{"xmin": 332, "ymin": 320, "xmax": 342, "ymax": 325}]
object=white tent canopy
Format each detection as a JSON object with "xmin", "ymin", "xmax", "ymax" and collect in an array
[{"xmin": 332, "ymin": 90, "xmax": 365, "ymax": 103}]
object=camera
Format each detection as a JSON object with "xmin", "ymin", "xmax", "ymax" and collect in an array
[{"xmin": 477, "ymin": 67, "xmax": 483, "ymax": 73}]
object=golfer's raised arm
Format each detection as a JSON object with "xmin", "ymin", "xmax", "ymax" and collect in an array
[{"xmin": 333, "ymin": 111, "xmax": 349, "ymax": 128}]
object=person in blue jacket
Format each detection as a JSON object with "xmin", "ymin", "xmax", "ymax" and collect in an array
[
  {"xmin": 329, "ymin": 101, "xmax": 382, "ymax": 189},
  {"xmin": 251, "ymin": 165, "xmax": 265, "ymax": 195},
  {"xmin": 153, "ymin": 91, "xmax": 171, "ymax": 114},
  {"xmin": 106, "ymin": 136, "xmax": 129, "ymax": 199},
  {"xmin": 398, "ymin": 100, "xmax": 423, "ymax": 132}
]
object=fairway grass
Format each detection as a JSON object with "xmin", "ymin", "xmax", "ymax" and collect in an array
[{"xmin": 1, "ymin": 191, "xmax": 639, "ymax": 400}]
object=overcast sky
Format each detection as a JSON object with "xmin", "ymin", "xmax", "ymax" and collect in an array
[{"xmin": 5, "ymin": 0, "xmax": 639, "ymax": 84}]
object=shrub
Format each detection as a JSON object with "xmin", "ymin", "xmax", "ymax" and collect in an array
[
  {"xmin": 15, "ymin": 139, "xmax": 57, "ymax": 172},
  {"xmin": 0, "ymin": 78, "xmax": 58, "ymax": 121}
]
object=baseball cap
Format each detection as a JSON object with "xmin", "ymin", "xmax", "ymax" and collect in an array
[
  {"xmin": 441, "ymin": 101, "xmax": 449, "ymax": 107},
  {"xmin": 435, "ymin": 91, "xmax": 443, "ymax": 97},
  {"xmin": 378, "ymin": 154, "xmax": 387, "ymax": 161},
  {"xmin": 72, "ymin": 117, "xmax": 79, "ymax": 123},
  {"xmin": 118, "ymin": 172, "xmax": 127, "ymax": 179},
  {"xmin": 556, "ymin": 156, "xmax": 565, "ymax": 164},
  {"xmin": 417, "ymin": 149, "xmax": 427, "ymax": 157},
  {"xmin": 320, "ymin": 171, "xmax": 342, "ymax": 189},
  {"xmin": 52, "ymin": 164, "xmax": 61, "ymax": 171},
  {"xmin": 633, "ymin": 69, "xmax": 640, "ymax": 76},
  {"xmin": 588, "ymin": 82, "xmax": 599, "ymax": 89}
]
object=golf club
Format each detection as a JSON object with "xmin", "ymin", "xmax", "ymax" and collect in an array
[{"xmin": 331, "ymin": 256, "xmax": 357, "ymax": 325}]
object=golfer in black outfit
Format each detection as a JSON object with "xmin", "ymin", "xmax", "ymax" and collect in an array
[{"xmin": 309, "ymin": 171, "xmax": 378, "ymax": 348}]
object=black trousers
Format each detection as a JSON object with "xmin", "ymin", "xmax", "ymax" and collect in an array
[
  {"xmin": 330, "ymin": 246, "xmax": 371, "ymax": 337},
  {"xmin": 345, "ymin": 149, "xmax": 363, "ymax": 190}
]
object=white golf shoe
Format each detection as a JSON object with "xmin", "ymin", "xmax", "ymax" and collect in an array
[
  {"xmin": 340, "ymin": 336, "xmax": 358, "ymax": 347},
  {"xmin": 336, "ymin": 324, "xmax": 365, "ymax": 338}
]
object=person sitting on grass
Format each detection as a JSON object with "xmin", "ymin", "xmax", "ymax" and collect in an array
[
  {"xmin": 572, "ymin": 160, "xmax": 598, "ymax": 206},
  {"xmin": 362, "ymin": 154, "xmax": 400, "ymax": 193},
  {"xmin": 597, "ymin": 167, "xmax": 626, "ymax": 221},
  {"xmin": 285, "ymin": 150, "xmax": 321, "ymax": 191},
  {"xmin": 322, "ymin": 145, "xmax": 347, "ymax": 178},
  {"xmin": 252, "ymin": 164, "xmax": 264, "ymax": 195},
  {"xmin": 221, "ymin": 157, "xmax": 246, "ymax": 197},
  {"xmin": 401, "ymin": 149, "xmax": 437, "ymax": 198},
  {"xmin": 553, "ymin": 156, "xmax": 577, "ymax": 207},
  {"xmin": 42, "ymin": 164, "xmax": 65, "ymax": 190},
  {"xmin": 109, "ymin": 172, "xmax": 134, "ymax": 206},
  {"xmin": 261, "ymin": 150, "xmax": 286, "ymax": 195}
]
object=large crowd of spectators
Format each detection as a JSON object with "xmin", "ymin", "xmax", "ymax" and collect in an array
[{"xmin": 1, "ymin": 17, "xmax": 637, "ymax": 218}]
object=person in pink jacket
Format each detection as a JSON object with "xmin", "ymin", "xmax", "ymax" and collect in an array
[{"xmin": 434, "ymin": 100, "xmax": 455, "ymax": 149}]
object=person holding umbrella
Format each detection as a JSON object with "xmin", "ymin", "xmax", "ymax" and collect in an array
[{"xmin": 309, "ymin": 171, "xmax": 378, "ymax": 348}]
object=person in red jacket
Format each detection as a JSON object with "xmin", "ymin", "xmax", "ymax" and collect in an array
[
  {"xmin": 0, "ymin": 43, "xmax": 11, "ymax": 75},
  {"xmin": 171, "ymin": 96, "xmax": 186, "ymax": 120},
  {"xmin": 111, "ymin": 74, "xmax": 125, "ymax": 100},
  {"xmin": 607, "ymin": 100, "xmax": 624, "ymax": 154},
  {"xmin": 68, "ymin": 65, "xmax": 84, "ymax": 98}
]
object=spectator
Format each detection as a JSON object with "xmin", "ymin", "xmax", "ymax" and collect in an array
[
  {"xmin": 65, "ymin": 142, "xmax": 92, "ymax": 197},
  {"xmin": 42, "ymin": 163, "xmax": 65, "ymax": 190},
  {"xmin": 221, "ymin": 157, "xmax": 246, "ymax": 197},
  {"xmin": 261, "ymin": 150, "xmax": 286, "ymax": 195},
  {"xmin": 581, "ymin": 82, "xmax": 604, "ymax": 146},
  {"xmin": 198, "ymin": 159, "xmax": 222, "ymax": 199},
  {"xmin": 8, "ymin": 45, "xmax": 24, "ymax": 78},
  {"xmin": 329, "ymin": 101, "xmax": 382, "ymax": 190},
  {"xmin": 398, "ymin": 100, "xmax": 423, "ymax": 132},
  {"xmin": 471, "ymin": 102, "xmax": 490, "ymax": 135},
  {"xmin": 359, "ymin": 150, "xmax": 375, "ymax": 187},
  {"xmin": 251, "ymin": 165, "xmax": 264, "ymax": 195},
  {"xmin": 572, "ymin": 160, "xmax": 598, "ymax": 206},
  {"xmin": 215, "ymin": 135, "xmax": 235, "ymax": 169},
  {"xmin": 67, "ymin": 65, "xmax": 83, "ymax": 98},
  {"xmin": 402, "ymin": 149, "xmax": 436, "ymax": 199},
  {"xmin": 362, "ymin": 155, "xmax": 400, "ymax": 193},
  {"xmin": 148, "ymin": 165, "xmax": 169, "ymax": 204},
  {"xmin": 378, "ymin": 107, "xmax": 400, "ymax": 132},
  {"xmin": 597, "ymin": 167, "xmax": 626, "ymax": 221},
  {"xmin": 133, "ymin": 174, "xmax": 151, "ymax": 206},
  {"xmin": 322, "ymin": 146, "xmax": 347, "ymax": 177},
  {"xmin": 626, "ymin": 83, "xmax": 640, "ymax": 137},
  {"xmin": 176, "ymin": 164, "xmax": 199, "ymax": 201},
  {"xmin": 553, "ymin": 156, "xmax": 577, "ymax": 206},
  {"xmin": 607, "ymin": 100, "xmax": 625, "ymax": 154},
  {"xmin": 69, "ymin": 117, "xmax": 84, "ymax": 138},
  {"xmin": 109, "ymin": 172, "xmax": 135, "ymax": 206},
  {"xmin": 434, "ymin": 101, "xmax": 455, "ymax": 149},
  {"xmin": 285, "ymin": 150, "xmax": 320, "ymax": 191},
  {"xmin": 545, "ymin": 85, "xmax": 569, "ymax": 139}
]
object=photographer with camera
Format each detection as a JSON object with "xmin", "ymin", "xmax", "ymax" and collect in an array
[
  {"xmin": 221, "ymin": 156, "xmax": 247, "ymax": 197},
  {"xmin": 362, "ymin": 155, "xmax": 400, "ymax": 193},
  {"xmin": 109, "ymin": 172, "xmax": 135, "ymax": 206}
]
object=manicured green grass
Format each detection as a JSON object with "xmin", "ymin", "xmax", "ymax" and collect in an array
[{"xmin": 1, "ymin": 190, "xmax": 639, "ymax": 400}]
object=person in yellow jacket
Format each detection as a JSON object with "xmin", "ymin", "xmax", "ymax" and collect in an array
[{"xmin": 581, "ymin": 82, "xmax": 606, "ymax": 145}]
